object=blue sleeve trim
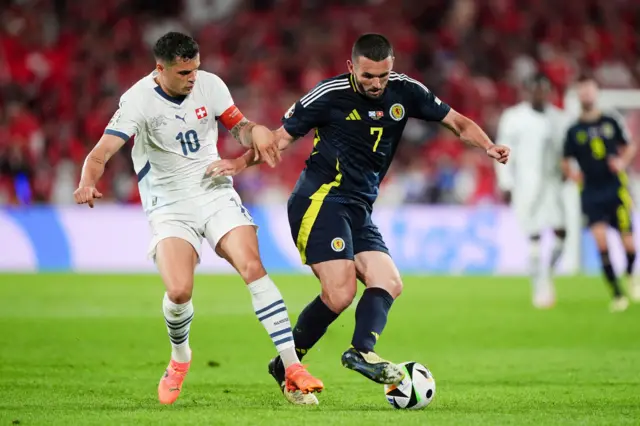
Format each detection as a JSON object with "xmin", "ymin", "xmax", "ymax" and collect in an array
[{"xmin": 104, "ymin": 129, "xmax": 131, "ymax": 142}]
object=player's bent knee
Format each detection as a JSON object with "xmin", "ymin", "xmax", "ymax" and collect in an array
[
  {"xmin": 386, "ymin": 276, "xmax": 403, "ymax": 299},
  {"xmin": 155, "ymin": 237, "xmax": 198, "ymax": 304},
  {"xmin": 166, "ymin": 284, "xmax": 193, "ymax": 304},
  {"xmin": 368, "ymin": 275, "xmax": 403, "ymax": 299},
  {"xmin": 313, "ymin": 260, "xmax": 357, "ymax": 312},
  {"xmin": 321, "ymin": 283, "xmax": 357, "ymax": 313},
  {"xmin": 238, "ymin": 257, "xmax": 267, "ymax": 284},
  {"xmin": 162, "ymin": 274, "xmax": 194, "ymax": 303}
]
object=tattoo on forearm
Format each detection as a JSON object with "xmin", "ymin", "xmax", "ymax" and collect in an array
[
  {"xmin": 230, "ymin": 119, "xmax": 256, "ymax": 147},
  {"xmin": 229, "ymin": 119, "xmax": 247, "ymax": 140}
]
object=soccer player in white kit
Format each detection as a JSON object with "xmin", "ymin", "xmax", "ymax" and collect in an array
[
  {"xmin": 495, "ymin": 73, "xmax": 568, "ymax": 309},
  {"xmin": 73, "ymin": 32, "xmax": 323, "ymax": 405}
]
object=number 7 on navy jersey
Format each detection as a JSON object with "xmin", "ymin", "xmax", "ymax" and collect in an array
[
  {"xmin": 176, "ymin": 130, "xmax": 201, "ymax": 156},
  {"xmin": 370, "ymin": 127, "xmax": 383, "ymax": 152}
]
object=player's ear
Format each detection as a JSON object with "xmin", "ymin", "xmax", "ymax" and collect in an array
[
  {"xmin": 155, "ymin": 62, "xmax": 164, "ymax": 73},
  {"xmin": 347, "ymin": 59, "xmax": 354, "ymax": 74}
]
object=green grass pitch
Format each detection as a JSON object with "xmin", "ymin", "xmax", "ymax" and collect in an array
[{"xmin": 1, "ymin": 274, "xmax": 639, "ymax": 425}]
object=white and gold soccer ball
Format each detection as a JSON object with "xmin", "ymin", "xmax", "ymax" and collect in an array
[{"xmin": 384, "ymin": 361, "xmax": 436, "ymax": 409}]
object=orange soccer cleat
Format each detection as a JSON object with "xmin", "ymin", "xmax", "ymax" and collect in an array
[
  {"xmin": 285, "ymin": 363, "xmax": 324, "ymax": 394},
  {"xmin": 158, "ymin": 358, "xmax": 191, "ymax": 404}
]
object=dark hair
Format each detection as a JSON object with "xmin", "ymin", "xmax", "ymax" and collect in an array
[
  {"xmin": 153, "ymin": 32, "xmax": 199, "ymax": 64},
  {"xmin": 352, "ymin": 33, "xmax": 394, "ymax": 62},
  {"xmin": 576, "ymin": 72, "xmax": 596, "ymax": 85},
  {"xmin": 527, "ymin": 72, "xmax": 551, "ymax": 90}
]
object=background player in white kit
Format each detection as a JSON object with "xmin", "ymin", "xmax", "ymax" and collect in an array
[
  {"xmin": 73, "ymin": 32, "xmax": 323, "ymax": 405},
  {"xmin": 495, "ymin": 73, "xmax": 568, "ymax": 309}
]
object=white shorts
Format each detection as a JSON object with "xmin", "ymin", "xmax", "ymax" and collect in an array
[
  {"xmin": 147, "ymin": 188, "xmax": 256, "ymax": 261},
  {"xmin": 513, "ymin": 185, "xmax": 565, "ymax": 236}
]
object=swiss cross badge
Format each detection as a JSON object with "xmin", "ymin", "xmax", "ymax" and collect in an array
[{"xmin": 195, "ymin": 106, "xmax": 208, "ymax": 119}]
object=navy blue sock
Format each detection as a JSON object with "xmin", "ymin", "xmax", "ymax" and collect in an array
[
  {"xmin": 626, "ymin": 251, "xmax": 636, "ymax": 276},
  {"xmin": 601, "ymin": 251, "xmax": 623, "ymax": 297},
  {"xmin": 292, "ymin": 295, "xmax": 339, "ymax": 360},
  {"xmin": 351, "ymin": 287, "xmax": 394, "ymax": 353}
]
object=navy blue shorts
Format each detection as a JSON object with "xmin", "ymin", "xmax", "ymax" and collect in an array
[
  {"xmin": 582, "ymin": 190, "xmax": 633, "ymax": 233},
  {"xmin": 287, "ymin": 195, "xmax": 389, "ymax": 265}
]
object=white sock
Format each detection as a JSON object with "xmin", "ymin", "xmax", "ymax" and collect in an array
[
  {"xmin": 550, "ymin": 236, "xmax": 565, "ymax": 273},
  {"xmin": 529, "ymin": 239, "xmax": 543, "ymax": 292},
  {"xmin": 248, "ymin": 275, "xmax": 299, "ymax": 368},
  {"xmin": 163, "ymin": 293, "xmax": 193, "ymax": 363}
]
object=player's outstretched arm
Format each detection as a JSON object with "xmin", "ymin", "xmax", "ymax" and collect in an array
[
  {"xmin": 74, "ymin": 134, "xmax": 126, "ymax": 208},
  {"xmin": 441, "ymin": 109, "xmax": 509, "ymax": 164},
  {"xmin": 229, "ymin": 118, "xmax": 281, "ymax": 168},
  {"xmin": 207, "ymin": 126, "xmax": 297, "ymax": 178}
]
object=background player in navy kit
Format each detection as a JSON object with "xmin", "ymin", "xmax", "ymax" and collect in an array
[
  {"xmin": 562, "ymin": 75, "xmax": 640, "ymax": 312},
  {"xmin": 209, "ymin": 33, "xmax": 509, "ymax": 402}
]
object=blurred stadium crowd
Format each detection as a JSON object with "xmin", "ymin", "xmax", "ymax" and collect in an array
[{"xmin": 1, "ymin": 0, "xmax": 640, "ymax": 206}]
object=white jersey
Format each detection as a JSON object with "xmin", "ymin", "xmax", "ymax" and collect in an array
[
  {"xmin": 105, "ymin": 70, "xmax": 243, "ymax": 213},
  {"xmin": 495, "ymin": 102, "xmax": 568, "ymax": 203},
  {"xmin": 495, "ymin": 102, "xmax": 568, "ymax": 234}
]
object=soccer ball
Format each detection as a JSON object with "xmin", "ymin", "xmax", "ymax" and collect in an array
[{"xmin": 384, "ymin": 361, "xmax": 436, "ymax": 409}]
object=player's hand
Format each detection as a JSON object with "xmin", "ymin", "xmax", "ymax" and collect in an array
[
  {"xmin": 568, "ymin": 170, "xmax": 583, "ymax": 185},
  {"xmin": 252, "ymin": 125, "xmax": 281, "ymax": 168},
  {"xmin": 608, "ymin": 156, "xmax": 624, "ymax": 174},
  {"xmin": 486, "ymin": 144, "xmax": 510, "ymax": 164},
  {"xmin": 74, "ymin": 186, "xmax": 103, "ymax": 208},
  {"xmin": 206, "ymin": 158, "xmax": 246, "ymax": 178}
]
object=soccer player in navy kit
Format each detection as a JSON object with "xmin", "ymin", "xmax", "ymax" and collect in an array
[
  {"xmin": 209, "ymin": 34, "xmax": 510, "ymax": 404},
  {"xmin": 563, "ymin": 75, "xmax": 639, "ymax": 312}
]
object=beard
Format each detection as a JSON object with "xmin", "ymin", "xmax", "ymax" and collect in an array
[
  {"xmin": 581, "ymin": 101, "xmax": 595, "ymax": 112},
  {"xmin": 354, "ymin": 78, "xmax": 384, "ymax": 99}
]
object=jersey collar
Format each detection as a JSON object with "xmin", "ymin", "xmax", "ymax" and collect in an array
[
  {"xmin": 154, "ymin": 85, "xmax": 187, "ymax": 105},
  {"xmin": 149, "ymin": 70, "xmax": 187, "ymax": 105},
  {"xmin": 349, "ymin": 74, "xmax": 358, "ymax": 92}
]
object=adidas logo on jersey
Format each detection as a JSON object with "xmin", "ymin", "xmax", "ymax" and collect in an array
[{"xmin": 345, "ymin": 109, "xmax": 361, "ymax": 120}]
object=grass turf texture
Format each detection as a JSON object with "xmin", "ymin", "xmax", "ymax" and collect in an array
[{"xmin": 1, "ymin": 274, "xmax": 639, "ymax": 425}]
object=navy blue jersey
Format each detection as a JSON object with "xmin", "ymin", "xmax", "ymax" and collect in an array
[
  {"xmin": 282, "ymin": 72, "xmax": 451, "ymax": 207},
  {"xmin": 563, "ymin": 112, "xmax": 630, "ymax": 202}
]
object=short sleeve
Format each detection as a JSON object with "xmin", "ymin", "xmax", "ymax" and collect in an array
[
  {"xmin": 282, "ymin": 85, "xmax": 333, "ymax": 138},
  {"xmin": 104, "ymin": 97, "xmax": 144, "ymax": 142},
  {"xmin": 401, "ymin": 74, "xmax": 451, "ymax": 121}
]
